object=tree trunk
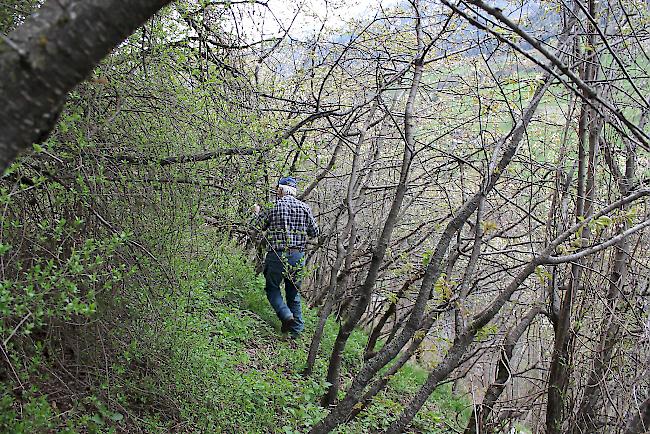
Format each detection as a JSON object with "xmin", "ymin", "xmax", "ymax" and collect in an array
[
  {"xmin": 546, "ymin": 6, "xmax": 599, "ymax": 429},
  {"xmin": 383, "ymin": 181, "xmax": 650, "ymax": 434},
  {"xmin": 305, "ymin": 101, "xmax": 378, "ymax": 377},
  {"xmin": 310, "ymin": 60, "xmax": 560, "ymax": 434},
  {"xmin": 0, "ymin": 0, "xmax": 172, "ymax": 172},
  {"xmin": 348, "ymin": 302, "xmax": 450, "ymax": 421},
  {"xmin": 364, "ymin": 274, "xmax": 420, "ymax": 360},
  {"xmin": 573, "ymin": 113, "xmax": 642, "ymax": 434}
]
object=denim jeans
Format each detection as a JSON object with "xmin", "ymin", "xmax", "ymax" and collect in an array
[{"xmin": 263, "ymin": 250, "xmax": 305, "ymax": 334}]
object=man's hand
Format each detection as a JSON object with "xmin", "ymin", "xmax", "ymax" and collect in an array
[{"xmin": 252, "ymin": 204, "xmax": 261, "ymax": 215}]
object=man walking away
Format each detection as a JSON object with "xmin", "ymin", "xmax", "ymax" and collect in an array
[{"xmin": 252, "ymin": 177, "xmax": 319, "ymax": 338}]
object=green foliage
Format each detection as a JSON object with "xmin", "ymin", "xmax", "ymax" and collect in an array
[
  {"xmin": 107, "ymin": 240, "xmax": 464, "ymax": 433},
  {"xmin": 341, "ymin": 366, "xmax": 470, "ymax": 433},
  {"xmin": 0, "ymin": 0, "xmax": 40, "ymax": 33},
  {"xmin": 476, "ymin": 323, "xmax": 499, "ymax": 342},
  {"xmin": 433, "ymin": 273, "xmax": 453, "ymax": 301},
  {"xmin": 0, "ymin": 389, "xmax": 55, "ymax": 434},
  {"xmin": 535, "ymin": 265, "xmax": 552, "ymax": 284},
  {"xmin": 0, "ymin": 210, "xmax": 130, "ymax": 343}
]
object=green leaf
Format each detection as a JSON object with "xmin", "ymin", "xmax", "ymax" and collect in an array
[
  {"xmin": 433, "ymin": 274, "xmax": 452, "ymax": 301},
  {"xmin": 90, "ymin": 414, "xmax": 105, "ymax": 425},
  {"xmin": 0, "ymin": 243, "xmax": 11, "ymax": 255},
  {"xmin": 595, "ymin": 216, "xmax": 612, "ymax": 227}
]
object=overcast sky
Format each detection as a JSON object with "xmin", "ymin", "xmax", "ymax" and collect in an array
[{"xmin": 240, "ymin": 0, "xmax": 401, "ymax": 39}]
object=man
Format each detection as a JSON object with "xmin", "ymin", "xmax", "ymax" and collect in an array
[{"xmin": 252, "ymin": 176, "xmax": 319, "ymax": 338}]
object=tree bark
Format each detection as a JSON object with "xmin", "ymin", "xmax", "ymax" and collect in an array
[
  {"xmin": 304, "ymin": 102, "xmax": 378, "ymax": 377},
  {"xmin": 0, "ymin": 0, "xmax": 172, "ymax": 172},
  {"xmin": 363, "ymin": 274, "xmax": 420, "ymax": 360},
  {"xmin": 382, "ymin": 183, "xmax": 650, "ymax": 432},
  {"xmin": 348, "ymin": 302, "xmax": 451, "ymax": 421},
  {"xmin": 310, "ymin": 44, "xmax": 562, "ymax": 434},
  {"xmin": 573, "ymin": 114, "xmax": 642, "ymax": 434}
]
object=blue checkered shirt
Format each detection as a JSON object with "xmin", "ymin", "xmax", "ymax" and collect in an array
[{"xmin": 255, "ymin": 195, "xmax": 319, "ymax": 251}]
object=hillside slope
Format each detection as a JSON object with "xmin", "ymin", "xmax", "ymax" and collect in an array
[{"xmin": 1, "ymin": 233, "xmax": 468, "ymax": 433}]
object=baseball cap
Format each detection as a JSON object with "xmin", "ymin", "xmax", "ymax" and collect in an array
[{"xmin": 278, "ymin": 176, "xmax": 298, "ymax": 188}]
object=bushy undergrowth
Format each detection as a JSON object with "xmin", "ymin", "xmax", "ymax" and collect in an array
[{"xmin": 1, "ymin": 226, "xmax": 468, "ymax": 433}]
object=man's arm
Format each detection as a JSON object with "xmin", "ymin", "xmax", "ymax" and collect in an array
[{"xmin": 250, "ymin": 204, "xmax": 270, "ymax": 231}]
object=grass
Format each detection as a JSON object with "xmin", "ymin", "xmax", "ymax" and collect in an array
[
  {"xmin": 234, "ymin": 253, "xmax": 471, "ymax": 433},
  {"xmin": 1, "ymin": 240, "xmax": 470, "ymax": 433}
]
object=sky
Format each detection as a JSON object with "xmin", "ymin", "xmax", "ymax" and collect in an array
[{"xmin": 238, "ymin": 0, "xmax": 401, "ymax": 40}]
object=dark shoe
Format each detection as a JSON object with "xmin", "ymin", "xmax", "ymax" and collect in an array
[
  {"xmin": 289, "ymin": 332, "xmax": 301, "ymax": 340},
  {"xmin": 281, "ymin": 316, "xmax": 296, "ymax": 333}
]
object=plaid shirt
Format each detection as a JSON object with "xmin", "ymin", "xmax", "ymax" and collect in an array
[{"xmin": 255, "ymin": 195, "xmax": 319, "ymax": 251}]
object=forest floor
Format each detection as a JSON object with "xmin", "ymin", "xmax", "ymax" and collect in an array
[
  {"xmin": 1, "ymin": 234, "xmax": 470, "ymax": 433},
  {"xmin": 180, "ymin": 263, "xmax": 472, "ymax": 433}
]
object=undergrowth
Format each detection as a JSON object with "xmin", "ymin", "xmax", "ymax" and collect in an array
[{"xmin": 1, "ymin": 233, "xmax": 469, "ymax": 433}]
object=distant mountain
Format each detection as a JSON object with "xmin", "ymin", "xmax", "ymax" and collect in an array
[{"xmin": 444, "ymin": 0, "xmax": 564, "ymax": 56}]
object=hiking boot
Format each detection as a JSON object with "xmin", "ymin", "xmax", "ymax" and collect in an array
[{"xmin": 280, "ymin": 316, "xmax": 296, "ymax": 333}]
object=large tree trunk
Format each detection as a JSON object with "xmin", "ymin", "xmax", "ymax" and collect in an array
[{"xmin": 0, "ymin": 0, "xmax": 172, "ymax": 172}]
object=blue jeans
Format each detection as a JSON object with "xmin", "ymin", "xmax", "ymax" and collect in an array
[{"xmin": 264, "ymin": 250, "xmax": 305, "ymax": 334}]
